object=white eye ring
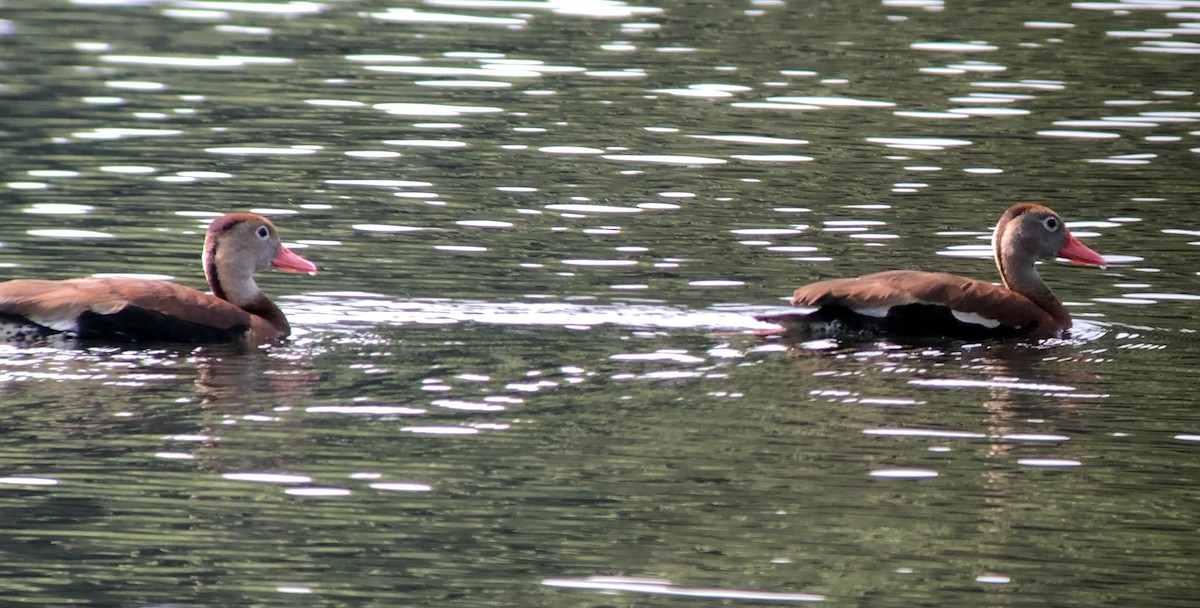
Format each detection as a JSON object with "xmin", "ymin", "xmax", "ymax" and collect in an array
[
  {"xmin": 256, "ymin": 225, "xmax": 270, "ymax": 239},
  {"xmin": 1042, "ymin": 216, "xmax": 1060, "ymax": 231}
]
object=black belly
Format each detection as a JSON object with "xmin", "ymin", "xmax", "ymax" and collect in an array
[
  {"xmin": 757, "ymin": 304, "xmax": 1035, "ymax": 342},
  {"xmin": 2, "ymin": 307, "xmax": 249, "ymax": 344}
]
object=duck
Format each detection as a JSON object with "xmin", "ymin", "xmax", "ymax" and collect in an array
[
  {"xmin": 0, "ymin": 213, "xmax": 317, "ymax": 345},
  {"xmin": 755, "ymin": 203, "xmax": 1107, "ymax": 340}
]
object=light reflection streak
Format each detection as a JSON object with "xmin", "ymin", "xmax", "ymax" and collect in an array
[
  {"xmin": 101, "ymin": 54, "xmax": 292, "ymax": 67},
  {"xmin": 909, "ymin": 378, "xmax": 1075, "ymax": 392},
  {"xmin": 542, "ymin": 576, "xmax": 824, "ymax": 602},
  {"xmin": 174, "ymin": 1, "xmax": 325, "ymax": 15},
  {"xmin": 368, "ymin": 8, "xmax": 527, "ymax": 26},
  {"xmin": 284, "ymin": 293, "xmax": 780, "ymax": 331}
]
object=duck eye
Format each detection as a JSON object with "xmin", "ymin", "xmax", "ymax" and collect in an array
[
  {"xmin": 1042, "ymin": 217, "xmax": 1059, "ymax": 231},
  {"xmin": 256, "ymin": 225, "xmax": 270, "ymax": 239}
]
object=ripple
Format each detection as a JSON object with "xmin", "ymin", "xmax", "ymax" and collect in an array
[
  {"xmin": 1055, "ymin": 119, "xmax": 1154, "ymax": 128},
  {"xmin": 102, "ymin": 54, "xmax": 291, "ymax": 67},
  {"xmin": 1121, "ymin": 292, "xmax": 1200, "ymax": 301},
  {"xmin": 457, "ymin": 220, "xmax": 514, "ymax": 228},
  {"xmin": 950, "ymin": 93, "xmax": 1027, "ymax": 103},
  {"xmin": 585, "ymin": 68, "xmax": 647, "ymax": 78},
  {"xmin": 285, "ymin": 488, "xmax": 353, "ymax": 497},
  {"xmin": 325, "ymin": 179, "xmax": 433, "ymax": 188},
  {"xmin": 24, "ymin": 203, "xmax": 93, "ymax": 214},
  {"xmin": 433, "ymin": 399, "xmax": 505, "ymax": 411},
  {"xmin": 206, "ymin": 146, "xmax": 317, "ymax": 155},
  {"xmin": 601, "ymin": 154, "xmax": 726, "ymax": 165},
  {"xmin": 1002, "ymin": 433, "xmax": 1071, "ymax": 442},
  {"xmin": 401, "ymin": 426, "xmax": 481, "ymax": 435},
  {"xmin": 73, "ymin": 127, "xmax": 183, "ymax": 139},
  {"xmin": 81, "ymin": 96, "xmax": 124, "ymax": 106},
  {"xmin": 345, "ymin": 150, "xmax": 402, "ymax": 158},
  {"xmin": 177, "ymin": 170, "xmax": 233, "ymax": 179},
  {"xmin": 972, "ymin": 80, "xmax": 1065, "ymax": 90},
  {"xmin": 767, "ymin": 95, "xmax": 895, "ymax": 108},
  {"xmin": 307, "ymin": 405, "xmax": 425, "ymax": 415},
  {"xmin": 653, "ymin": 87, "xmax": 733, "ymax": 98},
  {"xmin": 911, "ymin": 41, "xmax": 999, "ymax": 52},
  {"xmin": 1135, "ymin": 41, "xmax": 1200, "ymax": 54},
  {"xmin": 688, "ymin": 279, "xmax": 744, "ymax": 288},
  {"xmin": 864, "ymin": 427, "xmax": 986, "ymax": 439},
  {"xmin": 415, "ymin": 79, "xmax": 513, "ymax": 88},
  {"xmin": 689, "ymin": 134, "xmax": 809, "ymax": 144},
  {"xmin": 539, "ymin": 146, "xmax": 605, "ymax": 154},
  {"xmin": 482, "ymin": 61, "xmax": 584, "ymax": 75},
  {"xmin": 27, "ymin": 170, "xmax": 81, "ymax": 178},
  {"xmin": 304, "ymin": 99, "xmax": 366, "ymax": 107},
  {"xmin": 731, "ymin": 228, "xmax": 804, "ymax": 235},
  {"xmin": 913, "ymin": 377, "xmax": 1081, "ymax": 394},
  {"xmin": 976, "ymin": 574, "xmax": 1012, "ymax": 584},
  {"xmin": 731, "ymin": 101, "xmax": 822, "ymax": 110},
  {"xmin": 562, "ymin": 259, "xmax": 638, "ymax": 266},
  {"xmin": 542, "ymin": 576, "xmax": 823, "ymax": 602},
  {"xmin": 1025, "ymin": 21, "xmax": 1075, "ymax": 28},
  {"xmin": 370, "ymin": 482, "xmax": 433, "ymax": 492},
  {"xmin": 372, "ymin": 62, "xmax": 537, "ymax": 75},
  {"xmin": 99, "ymin": 165, "xmax": 157, "ymax": 174},
  {"xmin": 866, "ymin": 136, "xmax": 973, "ymax": 150},
  {"xmin": 869, "ymin": 468, "xmax": 939, "ymax": 478},
  {"xmin": 612, "ymin": 351, "xmax": 705, "ymax": 363},
  {"xmin": 0, "ymin": 476, "xmax": 59, "ymax": 486},
  {"xmin": 893, "ymin": 110, "xmax": 971, "ymax": 120},
  {"xmin": 1089, "ymin": 153, "xmax": 1155, "ymax": 164},
  {"xmin": 383, "ymin": 139, "xmax": 468, "ymax": 148},
  {"xmin": 223, "ymin": 473, "xmax": 312, "ymax": 484},
  {"xmin": 352, "ymin": 224, "xmax": 427, "ymax": 233},
  {"xmin": 373, "ymin": 102, "xmax": 504, "ymax": 116},
  {"xmin": 947, "ymin": 107, "xmax": 1031, "ymax": 116},
  {"xmin": 346, "ymin": 54, "xmax": 422, "ymax": 63},
  {"xmin": 546, "ymin": 203, "xmax": 642, "ymax": 214},
  {"xmin": 368, "ymin": 8, "xmax": 527, "ymax": 26},
  {"xmin": 1037, "ymin": 130, "xmax": 1121, "ymax": 139},
  {"xmin": 1017, "ymin": 458, "xmax": 1082, "ymax": 467},
  {"xmin": 27, "ymin": 229, "xmax": 113, "ymax": 239},
  {"xmin": 732, "ymin": 154, "xmax": 814, "ymax": 162},
  {"xmin": 936, "ymin": 244, "xmax": 991, "ymax": 259}
]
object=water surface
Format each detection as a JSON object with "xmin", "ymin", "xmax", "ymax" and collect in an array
[{"xmin": 2, "ymin": 0, "xmax": 1200, "ymax": 606}]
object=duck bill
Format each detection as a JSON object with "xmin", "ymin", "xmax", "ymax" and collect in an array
[
  {"xmin": 1057, "ymin": 233, "xmax": 1106, "ymax": 268},
  {"xmin": 272, "ymin": 245, "xmax": 319, "ymax": 275}
]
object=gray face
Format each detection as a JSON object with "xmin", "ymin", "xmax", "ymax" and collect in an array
[
  {"xmin": 1000, "ymin": 209, "xmax": 1068, "ymax": 263},
  {"xmin": 1022, "ymin": 210, "xmax": 1068, "ymax": 261}
]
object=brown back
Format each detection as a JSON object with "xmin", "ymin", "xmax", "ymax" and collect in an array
[
  {"xmin": 0, "ymin": 277, "xmax": 253, "ymax": 332},
  {"xmin": 792, "ymin": 270, "xmax": 1060, "ymax": 334}
]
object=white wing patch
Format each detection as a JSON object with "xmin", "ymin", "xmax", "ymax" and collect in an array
[
  {"xmin": 30, "ymin": 316, "xmax": 80, "ymax": 332},
  {"xmin": 950, "ymin": 310, "xmax": 1001, "ymax": 328},
  {"xmin": 849, "ymin": 304, "xmax": 1004, "ymax": 329},
  {"xmin": 851, "ymin": 306, "xmax": 892, "ymax": 318}
]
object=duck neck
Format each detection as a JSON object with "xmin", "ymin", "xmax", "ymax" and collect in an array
[
  {"xmin": 994, "ymin": 229, "xmax": 1069, "ymax": 323},
  {"xmin": 204, "ymin": 241, "xmax": 290, "ymax": 335}
]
